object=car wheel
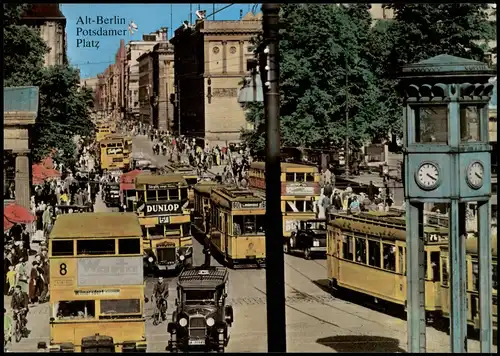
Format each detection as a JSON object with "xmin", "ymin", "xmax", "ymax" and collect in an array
[{"xmin": 304, "ymin": 247, "xmax": 312, "ymax": 260}]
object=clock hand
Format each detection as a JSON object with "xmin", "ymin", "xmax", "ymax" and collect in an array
[
  {"xmin": 475, "ymin": 172, "xmax": 482, "ymax": 179},
  {"xmin": 426, "ymin": 173, "xmax": 437, "ymax": 181}
]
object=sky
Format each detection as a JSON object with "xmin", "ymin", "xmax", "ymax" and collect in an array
[{"xmin": 61, "ymin": 3, "xmax": 261, "ymax": 78}]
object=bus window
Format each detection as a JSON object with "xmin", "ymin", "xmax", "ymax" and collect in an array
[
  {"xmin": 306, "ymin": 173, "xmax": 315, "ymax": 182},
  {"xmin": 382, "ymin": 244, "xmax": 395, "ymax": 271},
  {"xmin": 442, "ymin": 258, "xmax": 449, "ymax": 286},
  {"xmin": 368, "ymin": 240, "xmax": 380, "ymax": 267},
  {"xmin": 296, "ymin": 173, "xmax": 305, "ymax": 182},
  {"xmin": 158, "ymin": 189, "xmax": 169, "ymax": 200},
  {"xmin": 77, "ymin": 239, "xmax": 115, "ymax": 255},
  {"xmin": 398, "ymin": 246, "xmax": 405, "ymax": 274},
  {"xmin": 100, "ymin": 299, "xmax": 140, "ymax": 316},
  {"xmin": 342, "ymin": 235, "xmax": 353, "ymax": 260},
  {"xmin": 430, "ymin": 251, "xmax": 440, "ymax": 281},
  {"xmin": 55, "ymin": 301, "xmax": 95, "ymax": 320},
  {"xmin": 355, "ymin": 237, "xmax": 366, "ymax": 264},
  {"xmin": 472, "ymin": 262, "xmax": 479, "ymax": 291},
  {"xmin": 146, "ymin": 190, "xmax": 157, "ymax": 201},
  {"xmin": 141, "ymin": 226, "xmax": 147, "ymax": 238},
  {"xmin": 118, "ymin": 238, "xmax": 141, "ymax": 255},
  {"xmin": 51, "ymin": 240, "xmax": 74, "ymax": 256},
  {"xmin": 165, "ymin": 224, "xmax": 181, "ymax": 235},
  {"xmin": 182, "ymin": 223, "xmax": 191, "ymax": 236},
  {"xmin": 169, "ymin": 188, "xmax": 179, "ymax": 200},
  {"xmin": 148, "ymin": 225, "xmax": 165, "ymax": 238},
  {"xmin": 180, "ymin": 188, "xmax": 188, "ymax": 200},
  {"xmin": 305, "ymin": 200, "xmax": 314, "ymax": 212},
  {"xmin": 286, "ymin": 173, "xmax": 295, "ymax": 182}
]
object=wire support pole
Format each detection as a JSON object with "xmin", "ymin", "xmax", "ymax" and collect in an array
[{"xmin": 262, "ymin": 3, "xmax": 286, "ymax": 353}]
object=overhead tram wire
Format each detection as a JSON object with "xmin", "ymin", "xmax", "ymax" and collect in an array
[{"xmin": 206, "ymin": 3, "xmax": 235, "ymax": 19}]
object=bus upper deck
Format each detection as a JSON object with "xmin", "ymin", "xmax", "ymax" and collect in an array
[
  {"xmin": 99, "ymin": 137, "xmax": 125, "ymax": 171},
  {"xmin": 47, "ymin": 212, "xmax": 146, "ymax": 353}
]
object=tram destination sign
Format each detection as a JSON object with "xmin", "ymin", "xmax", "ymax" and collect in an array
[
  {"xmin": 146, "ymin": 183, "xmax": 178, "ymax": 190},
  {"xmin": 143, "ymin": 200, "xmax": 184, "ymax": 216},
  {"xmin": 77, "ymin": 256, "xmax": 143, "ymax": 287},
  {"xmin": 283, "ymin": 182, "xmax": 317, "ymax": 196}
]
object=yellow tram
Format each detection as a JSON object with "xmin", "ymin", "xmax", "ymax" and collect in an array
[
  {"xmin": 209, "ymin": 186, "xmax": 266, "ymax": 268},
  {"xmin": 326, "ymin": 211, "xmax": 449, "ymax": 320},
  {"xmin": 439, "ymin": 236, "xmax": 498, "ymax": 331}
]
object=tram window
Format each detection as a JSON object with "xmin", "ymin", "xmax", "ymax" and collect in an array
[
  {"xmin": 424, "ymin": 253, "xmax": 428, "ymax": 279},
  {"xmin": 368, "ymin": 240, "xmax": 381, "ymax": 267},
  {"xmin": 296, "ymin": 173, "xmax": 305, "ymax": 182},
  {"xmin": 169, "ymin": 188, "xmax": 179, "ymax": 200},
  {"xmin": 342, "ymin": 236, "xmax": 353, "ymax": 260},
  {"xmin": 355, "ymin": 238, "xmax": 366, "ymax": 264},
  {"xmin": 256, "ymin": 215, "xmax": 265, "ymax": 233},
  {"xmin": 305, "ymin": 200, "xmax": 315, "ymax": 212},
  {"xmin": 180, "ymin": 188, "xmax": 188, "ymax": 201},
  {"xmin": 430, "ymin": 252, "xmax": 440, "ymax": 282},
  {"xmin": 55, "ymin": 301, "xmax": 95, "ymax": 320},
  {"xmin": 382, "ymin": 244, "xmax": 396, "ymax": 271},
  {"xmin": 306, "ymin": 173, "xmax": 315, "ymax": 182},
  {"xmin": 51, "ymin": 240, "xmax": 74, "ymax": 256},
  {"xmin": 493, "ymin": 265, "xmax": 497, "ymax": 290},
  {"xmin": 77, "ymin": 239, "xmax": 115, "ymax": 255},
  {"xmin": 286, "ymin": 173, "xmax": 295, "ymax": 182},
  {"xmin": 157, "ymin": 189, "xmax": 169, "ymax": 200},
  {"xmin": 296, "ymin": 201, "xmax": 306, "ymax": 212},
  {"xmin": 285, "ymin": 201, "xmax": 296, "ymax": 212},
  {"xmin": 118, "ymin": 238, "xmax": 141, "ymax": 255},
  {"xmin": 398, "ymin": 247, "xmax": 404, "ymax": 274},
  {"xmin": 146, "ymin": 190, "xmax": 157, "ymax": 201},
  {"xmin": 442, "ymin": 258, "xmax": 449, "ymax": 286},
  {"xmin": 137, "ymin": 190, "xmax": 146, "ymax": 202},
  {"xmin": 472, "ymin": 262, "xmax": 479, "ymax": 291}
]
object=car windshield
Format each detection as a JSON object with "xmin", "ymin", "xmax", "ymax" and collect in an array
[{"xmin": 184, "ymin": 290, "xmax": 216, "ymax": 305}]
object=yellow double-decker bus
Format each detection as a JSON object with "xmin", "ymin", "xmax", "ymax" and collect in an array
[
  {"xmin": 248, "ymin": 162, "xmax": 321, "ymax": 239},
  {"xmin": 46, "ymin": 212, "xmax": 147, "ymax": 352},
  {"xmin": 100, "ymin": 137, "xmax": 125, "ymax": 171},
  {"xmin": 104, "ymin": 134, "xmax": 132, "ymax": 170},
  {"xmin": 134, "ymin": 174, "xmax": 193, "ymax": 273},
  {"xmin": 209, "ymin": 186, "xmax": 266, "ymax": 268}
]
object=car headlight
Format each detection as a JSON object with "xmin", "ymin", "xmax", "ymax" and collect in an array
[
  {"xmin": 206, "ymin": 317, "xmax": 215, "ymax": 327},
  {"xmin": 179, "ymin": 318, "xmax": 188, "ymax": 327},
  {"xmin": 148, "ymin": 257, "xmax": 154, "ymax": 262},
  {"xmin": 179, "ymin": 255, "xmax": 185, "ymax": 261},
  {"xmin": 313, "ymin": 240, "xmax": 319, "ymax": 247}
]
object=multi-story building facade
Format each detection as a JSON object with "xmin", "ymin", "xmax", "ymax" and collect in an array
[
  {"xmin": 170, "ymin": 12, "xmax": 262, "ymax": 146},
  {"xmin": 21, "ymin": 4, "xmax": 67, "ymax": 67},
  {"xmin": 125, "ymin": 29, "xmax": 168, "ymax": 119},
  {"xmin": 137, "ymin": 43, "xmax": 175, "ymax": 131}
]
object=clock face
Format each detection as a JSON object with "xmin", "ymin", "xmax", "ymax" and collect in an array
[
  {"xmin": 415, "ymin": 162, "xmax": 440, "ymax": 190},
  {"xmin": 466, "ymin": 161, "xmax": 484, "ymax": 189}
]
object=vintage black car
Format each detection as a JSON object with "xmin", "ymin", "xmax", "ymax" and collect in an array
[
  {"xmin": 284, "ymin": 219, "xmax": 327, "ymax": 259},
  {"xmin": 144, "ymin": 245, "xmax": 193, "ymax": 276},
  {"xmin": 167, "ymin": 267, "xmax": 233, "ymax": 352},
  {"xmin": 103, "ymin": 182, "xmax": 121, "ymax": 207}
]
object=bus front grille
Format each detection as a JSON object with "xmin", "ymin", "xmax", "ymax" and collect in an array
[{"xmin": 157, "ymin": 247, "xmax": 176, "ymax": 264}]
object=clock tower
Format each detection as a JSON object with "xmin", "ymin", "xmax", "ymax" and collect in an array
[{"xmin": 400, "ymin": 55, "xmax": 495, "ymax": 353}]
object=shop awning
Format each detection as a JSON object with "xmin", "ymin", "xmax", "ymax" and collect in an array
[
  {"xmin": 4, "ymin": 202, "xmax": 36, "ymax": 224},
  {"xmin": 41, "ymin": 155, "xmax": 55, "ymax": 170}
]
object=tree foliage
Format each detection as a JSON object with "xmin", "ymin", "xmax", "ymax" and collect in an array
[
  {"xmin": 241, "ymin": 4, "xmax": 495, "ymax": 151},
  {"xmin": 4, "ymin": 4, "xmax": 95, "ymax": 167}
]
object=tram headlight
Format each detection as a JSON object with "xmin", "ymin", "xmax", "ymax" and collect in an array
[
  {"xmin": 179, "ymin": 317, "xmax": 188, "ymax": 327},
  {"xmin": 206, "ymin": 317, "xmax": 215, "ymax": 327},
  {"xmin": 148, "ymin": 257, "xmax": 154, "ymax": 263},
  {"xmin": 179, "ymin": 255, "xmax": 185, "ymax": 261}
]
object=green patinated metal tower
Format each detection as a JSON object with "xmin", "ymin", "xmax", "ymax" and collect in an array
[{"xmin": 400, "ymin": 55, "xmax": 495, "ymax": 353}]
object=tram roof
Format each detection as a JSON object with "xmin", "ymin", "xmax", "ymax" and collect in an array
[
  {"xmin": 50, "ymin": 212, "xmax": 142, "ymax": 239},
  {"xmin": 440, "ymin": 236, "xmax": 498, "ymax": 258},
  {"xmin": 135, "ymin": 174, "xmax": 187, "ymax": 187},
  {"xmin": 193, "ymin": 181, "xmax": 220, "ymax": 195},
  {"xmin": 250, "ymin": 161, "xmax": 318, "ymax": 172},
  {"xmin": 211, "ymin": 186, "xmax": 264, "ymax": 202}
]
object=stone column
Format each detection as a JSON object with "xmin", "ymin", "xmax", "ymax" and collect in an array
[
  {"xmin": 14, "ymin": 149, "xmax": 31, "ymax": 209},
  {"xmin": 222, "ymin": 40, "xmax": 228, "ymax": 74}
]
